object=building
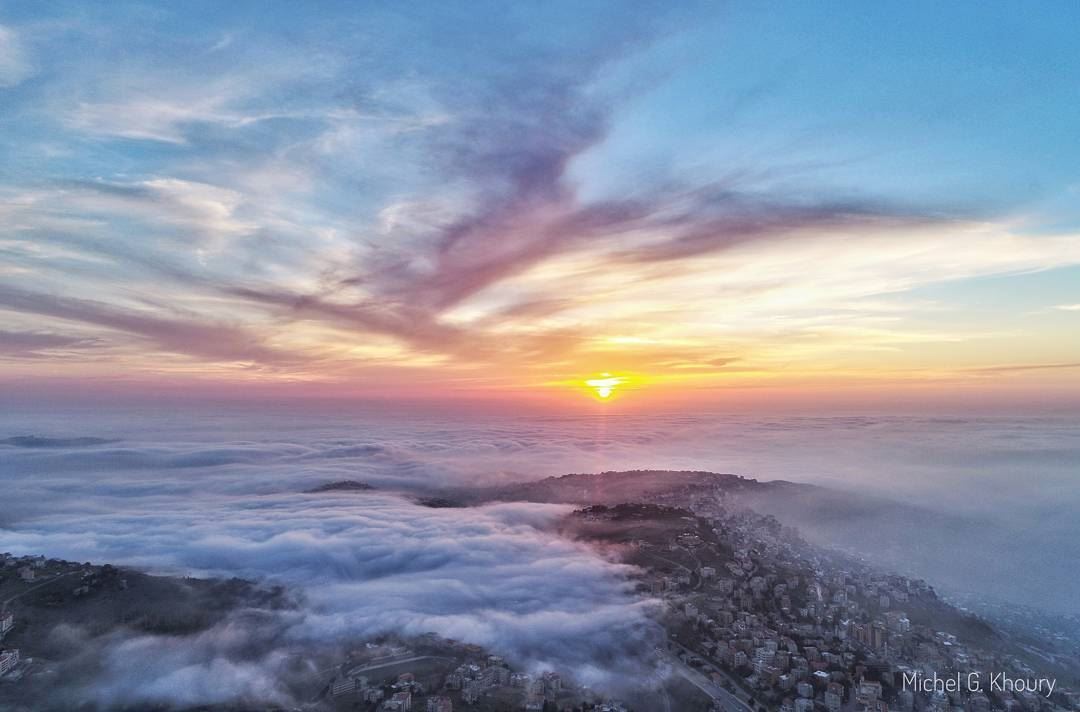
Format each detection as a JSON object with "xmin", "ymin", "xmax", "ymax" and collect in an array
[
  {"xmin": 0, "ymin": 649, "xmax": 19, "ymax": 676},
  {"xmin": 462, "ymin": 679, "xmax": 482, "ymax": 704},
  {"xmin": 869, "ymin": 623, "xmax": 887, "ymax": 650},
  {"xmin": 542, "ymin": 671, "xmax": 561, "ymax": 698},
  {"xmin": 383, "ymin": 690, "xmax": 412, "ymax": 711},
  {"xmin": 0, "ymin": 611, "xmax": 13, "ymax": 639},
  {"xmin": 966, "ymin": 694, "xmax": 990, "ymax": 712},
  {"xmin": 481, "ymin": 664, "xmax": 509, "ymax": 687},
  {"xmin": 426, "ymin": 697, "xmax": 453, "ymax": 712},
  {"xmin": 331, "ymin": 678, "xmax": 357, "ymax": 697},
  {"xmin": 331, "ymin": 675, "xmax": 368, "ymax": 697},
  {"xmin": 445, "ymin": 669, "xmax": 464, "ymax": 689},
  {"xmin": 17, "ymin": 567, "xmax": 34, "ymax": 582},
  {"xmin": 825, "ymin": 682, "xmax": 844, "ymax": 712},
  {"xmin": 855, "ymin": 680, "xmax": 883, "ymax": 707}
]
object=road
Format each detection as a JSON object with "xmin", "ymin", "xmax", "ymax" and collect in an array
[
  {"xmin": 673, "ymin": 544, "xmax": 704, "ymax": 590},
  {"xmin": 660, "ymin": 642, "xmax": 755, "ymax": 712},
  {"xmin": 644, "ymin": 551, "xmax": 694, "ymax": 574},
  {"xmin": 311, "ymin": 653, "xmax": 456, "ymax": 704},
  {"xmin": 313, "ymin": 652, "xmax": 456, "ymax": 680},
  {"xmin": 646, "ymin": 668, "xmax": 673, "ymax": 712},
  {"xmin": 2, "ymin": 571, "xmax": 78, "ymax": 607},
  {"xmin": 344, "ymin": 654, "xmax": 455, "ymax": 678}
]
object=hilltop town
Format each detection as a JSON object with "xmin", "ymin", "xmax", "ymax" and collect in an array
[{"xmin": 558, "ymin": 474, "xmax": 1080, "ymax": 712}]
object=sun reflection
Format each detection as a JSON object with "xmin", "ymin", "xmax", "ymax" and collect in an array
[{"xmin": 585, "ymin": 373, "xmax": 624, "ymax": 400}]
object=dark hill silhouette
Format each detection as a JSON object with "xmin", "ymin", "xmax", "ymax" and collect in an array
[
  {"xmin": 465, "ymin": 469, "xmax": 811, "ymax": 506},
  {"xmin": 305, "ymin": 480, "xmax": 375, "ymax": 493}
]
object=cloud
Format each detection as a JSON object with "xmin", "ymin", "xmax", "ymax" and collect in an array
[
  {"xmin": 14, "ymin": 178, "xmax": 254, "ymax": 244},
  {"xmin": 0, "ymin": 479, "xmax": 660, "ymax": 705},
  {"xmin": 0, "ymin": 25, "xmax": 32, "ymax": 88},
  {"xmin": 66, "ymin": 96, "xmax": 233, "ymax": 144},
  {"xmin": 225, "ymin": 285, "xmax": 475, "ymax": 356},
  {"xmin": 63, "ymin": 620, "xmax": 301, "ymax": 710},
  {"xmin": 180, "ymin": 22, "xmax": 973, "ymax": 381},
  {"xmin": 0, "ymin": 330, "xmax": 102, "ymax": 357},
  {"xmin": 0, "ymin": 284, "xmax": 287, "ymax": 365},
  {"xmin": 1054, "ymin": 303, "xmax": 1080, "ymax": 311},
  {"xmin": 57, "ymin": 51, "xmax": 349, "ymax": 145},
  {"xmin": 966, "ymin": 361, "xmax": 1080, "ymax": 375},
  {"xmin": 608, "ymin": 194, "xmax": 935, "ymax": 264}
]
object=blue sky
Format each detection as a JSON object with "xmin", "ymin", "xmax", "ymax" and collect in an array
[{"xmin": 1, "ymin": 1, "xmax": 1079, "ymax": 405}]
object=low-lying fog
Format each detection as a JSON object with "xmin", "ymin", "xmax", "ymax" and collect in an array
[{"xmin": 1, "ymin": 404, "xmax": 1076, "ymax": 706}]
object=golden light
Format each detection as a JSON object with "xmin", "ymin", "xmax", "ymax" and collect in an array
[{"xmin": 585, "ymin": 373, "xmax": 624, "ymax": 400}]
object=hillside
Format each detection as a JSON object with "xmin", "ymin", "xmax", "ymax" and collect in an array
[{"xmin": 465, "ymin": 469, "xmax": 810, "ymax": 506}]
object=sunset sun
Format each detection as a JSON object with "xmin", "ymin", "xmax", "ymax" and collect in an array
[{"xmin": 585, "ymin": 374, "xmax": 624, "ymax": 400}]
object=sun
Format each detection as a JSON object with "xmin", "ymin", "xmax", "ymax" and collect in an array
[{"xmin": 585, "ymin": 373, "xmax": 624, "ymax": 400}]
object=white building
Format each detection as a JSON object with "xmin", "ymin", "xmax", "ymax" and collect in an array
[
  {"xmin": 0, "ymin": 649, "xmax": 20, "ymax": 676},
  {"xmin": 331, "ymin": 675, "xmax": 367, "ymax": 697}
]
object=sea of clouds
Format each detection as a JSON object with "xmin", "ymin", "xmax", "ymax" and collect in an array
[
  {"xmin": 1, "ymin": 404, "xmax": 1077, "ymax": 707},
  {"xmin": 6, "ymin": 490, "xmax": 659, "ymax": 707}
]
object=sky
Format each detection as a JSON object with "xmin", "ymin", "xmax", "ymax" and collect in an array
[{"xmin": 2, "ymin": 1, "xmax": 1080, "ymax": 408}]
